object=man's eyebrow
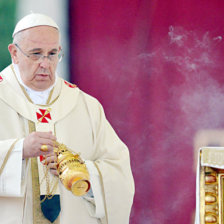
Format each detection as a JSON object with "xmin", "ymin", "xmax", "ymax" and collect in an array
[
  {"xmin": 28, "ymin": 48, "xmax": 42, "ymax": 52},
  {"xmin": 28, "ymin": 48, "xmax": 58, "ymax": 53}
]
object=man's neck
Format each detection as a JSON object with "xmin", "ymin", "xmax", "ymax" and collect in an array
[{"xmin": 12, "ymin": 63, "xmax": 57, "ymax": 105}]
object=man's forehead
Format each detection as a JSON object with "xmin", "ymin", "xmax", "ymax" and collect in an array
[
  {"xmin": 18, "ymin": 25, "xmax": 59, "ymax": 36},
  {"xmin": 28, "ymin": 47, "xmax": 59, "ymax": 52},
  {"xmin": 18, "ymin": 26, "xmax": 60, "ymax": 46}
]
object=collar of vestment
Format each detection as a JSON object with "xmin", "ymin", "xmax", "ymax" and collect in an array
[{"xmin": 0, "ymin": 64, "xmax": 79, "ymax": 124}]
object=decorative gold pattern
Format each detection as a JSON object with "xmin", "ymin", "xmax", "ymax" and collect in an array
[
  {"xmin": 200, "ymin": 165, "xmax": 221, "ymax": 223},
  {"xmin": 55, "ymin": 142, "xmax": 90, "ymax": 196}
]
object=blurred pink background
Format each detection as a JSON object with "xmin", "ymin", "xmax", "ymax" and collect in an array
[{"xmin": 69, "ymin": 1, "xmax": 224, "ymax": 223}]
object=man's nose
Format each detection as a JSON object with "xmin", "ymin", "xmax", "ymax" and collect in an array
[{"xmin": 39, "ymin": 56, "xmax": 51, "ymax": 68}]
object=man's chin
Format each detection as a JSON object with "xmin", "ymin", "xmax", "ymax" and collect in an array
[{"xmin": 31, "ymin": 81, "xmax": 53, "ymax": 91}]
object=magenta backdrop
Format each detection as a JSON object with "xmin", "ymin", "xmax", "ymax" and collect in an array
[{"xmin": 69, "ymin": 1, "xmax": 224, "ymax": 223}]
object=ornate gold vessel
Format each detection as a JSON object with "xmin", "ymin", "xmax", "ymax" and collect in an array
[
  {"xmin": 54, "ymin": 142, "xmax": 91, "ymax": 196},
  {"xmin": 199, "ymin": 147, "xmax": 224, "ymax": 224}
]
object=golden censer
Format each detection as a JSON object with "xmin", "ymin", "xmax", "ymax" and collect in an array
[{"xmin": 54, "ymin": 142, "xmax": 91, "ymax": 196}]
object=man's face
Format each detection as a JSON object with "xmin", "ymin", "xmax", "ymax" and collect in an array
[{"xmin": 9, "ymin": 26, "xmax": 61, "ymax": 91}]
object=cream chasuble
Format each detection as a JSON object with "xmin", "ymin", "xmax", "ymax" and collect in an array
[{"xmin": 0, "ymin": 64, "xmax": 135, "ymax": 224}]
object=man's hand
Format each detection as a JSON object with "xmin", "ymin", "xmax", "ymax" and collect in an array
[
  {"xmin": 23, "ymin": 131, "xmax": 56, "ymax": 159},
  {"xmin": 44, "ymin": 152, "xmax": 58, "ymax": 176}
]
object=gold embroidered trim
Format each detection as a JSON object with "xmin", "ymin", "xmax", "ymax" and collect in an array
[
  {"xmin": 46, "ymin": 88, "xmax": 54, "ymax": 105},
  {"xmin": 47, "ymin": 94, "xmax": 60, "ymax": 106},
  {"xmin": 0, "ymin": 139, "xmax": 19, "ymax": 175}
]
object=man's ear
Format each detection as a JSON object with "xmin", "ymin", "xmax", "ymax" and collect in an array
[{"xmin": 8, "ymin": 44, "xmax": 19, "ymax": 64}]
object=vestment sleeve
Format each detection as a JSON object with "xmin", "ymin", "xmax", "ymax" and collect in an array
[
  {"xmin": 83, "ymin": 160, "xmax": 105, "ymax": 218},
  {"xmin": 0, "ymin": 139, "xmax": 26, "ymax": 197},
  {"xmin": 90, "ymin": 101, "xmax": 135, "ymax": 224}
]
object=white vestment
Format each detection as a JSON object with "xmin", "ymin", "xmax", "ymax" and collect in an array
[{"xmin": 0, "ymin": 65, "xmax": 135, "ymax": 224}]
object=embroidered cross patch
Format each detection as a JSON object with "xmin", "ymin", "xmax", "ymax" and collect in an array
[
  {"xmin": 40, "ymin": 155, "xmax": 44, "ymax": 162},
  {"xmin": 64, "ymin": 80, "xmax": 77, "ymax": 88},
  {"xmin": 36, "ymin": 108, "xmax": 52, "ymax": 123}
]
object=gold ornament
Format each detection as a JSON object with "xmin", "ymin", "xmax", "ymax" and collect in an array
[
  {"xmin": 40, "ymin": 144, "xmax": 48, "ymax": 152},
  {"xmin": 54, "ymin": 142, "xmax": 90, "ymax": 196}
]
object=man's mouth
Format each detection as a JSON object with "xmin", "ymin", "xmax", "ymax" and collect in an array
[
  {"xmin": 35, "ymin": 74, "xmax": 50, "ymax": 80},
  {"xmin": 37, "ymin": 73, "xmax": 49, "ymax": 76}
]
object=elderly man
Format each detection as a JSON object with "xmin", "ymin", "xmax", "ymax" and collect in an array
[{"xmin": 0, "ymin": 13, "xmax": 134, "ymax": 224}]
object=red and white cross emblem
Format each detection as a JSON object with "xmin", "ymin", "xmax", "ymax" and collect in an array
[
  {"xmin": 64, "ymin": 80, "xmax": 77, "ymax": 88},
  {"xmin": 36, "ymin": 108, "xmax": 52, "ymax": 123}
]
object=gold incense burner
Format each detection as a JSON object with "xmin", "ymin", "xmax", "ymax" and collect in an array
[{"xmin": 54, "ymin": 142, "xmax": 90, "ymax": 196}]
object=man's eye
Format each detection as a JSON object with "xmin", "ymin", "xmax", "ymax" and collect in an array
[
  {"xmin": 30, "ymin": 53, "xmax": 41, "ymax": 60},
  {"xmin": 32, "ymin": 52, "xmax": 41, "ymax": 55},
  {"xmin": 49, "ymin": 52, "xmax": 57, "ymax": 56}
]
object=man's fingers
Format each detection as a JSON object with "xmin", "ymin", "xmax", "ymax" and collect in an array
[
  {"xmin": 49, "ymin": 169, "xmax": 58, "ymax": 176},
  {"xmin": 44, "ymin": 154, "xmax": 57, "ymax": 164},
  {"xmin": 41, "ymin": 160, "xmax": 58, "ymax": 176},
  {"xmin": 23, "ymin": 131, "xmax": 57, "ymax": 159},
  {"xmin": 36, "ymin": 131, "xmax": 57, "ymax": 141},
  {"xmin": 48, "ymin": 162, "xmax": 57, "ymax": 170}
]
